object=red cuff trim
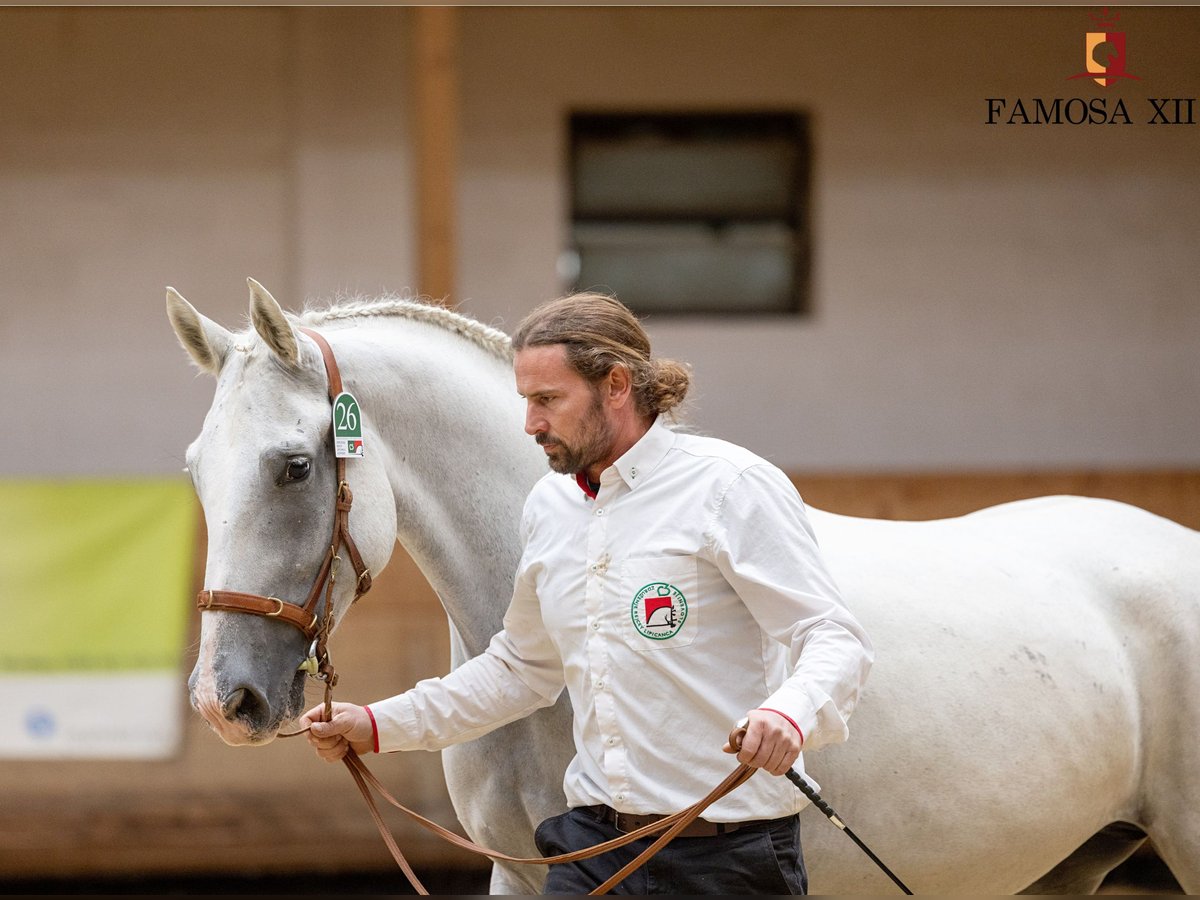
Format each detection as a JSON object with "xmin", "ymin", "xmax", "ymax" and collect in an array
[
  {"xmin": 363, "ymin": 704, "xmax": 380, "ymax": 753},
  {"xmin": 759, "ymin": 707, "xmax": 804, "ymax": 746}
]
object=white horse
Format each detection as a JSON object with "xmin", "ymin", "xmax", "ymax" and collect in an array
[{"xmin": 168, "ymin": 279, "xmax": 1200, "ymax": 895}]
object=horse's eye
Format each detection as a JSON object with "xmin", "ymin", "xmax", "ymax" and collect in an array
[{"xmin": 284, "ymin": 457, "xmax": 311, "ymax": 483}]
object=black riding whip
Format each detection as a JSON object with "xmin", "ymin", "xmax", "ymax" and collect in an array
[
  {"xmin": 787, "ymin": 767, "xmax": 913, "ymax": 894},
  {"xmin": 731, "ymin": 721, "xmax": 912, "ymax": 893}
]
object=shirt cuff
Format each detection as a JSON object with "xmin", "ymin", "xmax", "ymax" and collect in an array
[
  {"xmin": 366, "ymin": 693, "xmax": 426, "ymax": 753},
  {"xmin": 759, "ymin": 686, "xmax": 819, "ymax": 749},
  {"xmin": 758, "ymin": 707, "xmax": 804, "ymax": 746},
  {"xmin": 363, "ymin": 704, "xmax": 380, "ymax": 754}
]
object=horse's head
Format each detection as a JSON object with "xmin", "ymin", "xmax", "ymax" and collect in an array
[{"xmin": 167, "ymin": 278, "xmax": 396, "ymax": 745}]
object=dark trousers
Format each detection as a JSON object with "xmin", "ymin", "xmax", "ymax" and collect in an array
[{"xmin": 534, "ymin": 806, "xmax": 807, "ymax": 895}]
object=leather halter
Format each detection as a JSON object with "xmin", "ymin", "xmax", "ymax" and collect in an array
[{"xmin": 195, "ymin": 327, "xmax": 373, "ymax": 682}]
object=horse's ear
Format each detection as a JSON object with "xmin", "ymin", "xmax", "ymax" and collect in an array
[
  {"xmin": 247, "ymin": 277, "xmax": 299, "ymax": 366},
  {"xmin": 166, "ymin": 287, "xmax": 233, "ymax": 376}
]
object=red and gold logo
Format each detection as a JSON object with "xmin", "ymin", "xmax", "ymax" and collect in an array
[{"xmin": 1069, "ymin": 8, "xmax": 1141, "ymax": 87}]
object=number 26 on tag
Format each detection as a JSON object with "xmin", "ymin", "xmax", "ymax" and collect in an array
[{"xmin": 333, "ymin": 392, "xmax": 365, "ymax": 458}]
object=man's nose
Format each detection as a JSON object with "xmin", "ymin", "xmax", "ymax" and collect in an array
[{"xmin": 525, "ymin": 405, "xmax": 544, "ymax": 436}]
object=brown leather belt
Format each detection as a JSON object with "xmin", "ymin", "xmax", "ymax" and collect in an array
[{"xmin": 586, "ymin": 804, "xmax": 791, "ymax": 838}]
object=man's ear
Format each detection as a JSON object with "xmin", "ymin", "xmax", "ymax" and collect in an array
[{"xmin": 605, "ymin": 363, "xmax": 634, "ymax": 409}]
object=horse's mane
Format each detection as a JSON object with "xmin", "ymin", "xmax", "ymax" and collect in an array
[{"xmin": 295, "ymin": 294, "xmax": 514, "ymax": 361}]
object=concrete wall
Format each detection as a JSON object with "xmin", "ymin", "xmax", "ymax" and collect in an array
[
  {"xmin": 0, "ymin": 8, "xmax": 459, "ymax": 879},
  {"xmin": 0, "ymin": 6, "xmax": 1197, "ymax": 881},
  {"xmin": 0, "ymin": 7, "xmax": 416, "ymax": 478},
  {"xmin": 3, "ymin": 8, "xmax": 1198, "ymax": 480},
  {"xmin": 455, "ymin": 6, "xmax": 1200, "ymax": 470}
]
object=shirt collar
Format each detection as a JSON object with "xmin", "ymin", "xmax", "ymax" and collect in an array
[
  {"xmin": 572, "ymin": 418, "xmax": 676, "ymax": 499},
  {"xmin": 607, "ymin": 416, "xmax": 676, "ymax": 493}
]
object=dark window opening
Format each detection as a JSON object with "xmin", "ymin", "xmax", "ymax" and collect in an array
[{"xmin": 565, "ymin": 111, "xmax": 812, "ymax": 317}]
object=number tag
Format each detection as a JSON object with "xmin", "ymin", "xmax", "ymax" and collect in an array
[{"xmin": 332, "ymin": 392, "xmax": 364, "ymax": 458}]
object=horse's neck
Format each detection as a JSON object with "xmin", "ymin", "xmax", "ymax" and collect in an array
[{"xmin": 332, "ymin": 318, "xmax": 545, "ymax": 659}]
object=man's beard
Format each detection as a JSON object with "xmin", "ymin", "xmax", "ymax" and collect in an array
[{"xmin": 536, "ymin": 392, "xmax": 615, "ymax": 475}]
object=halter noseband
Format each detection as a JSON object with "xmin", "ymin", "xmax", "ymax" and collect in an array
[{"xmin": 195, "ymin": 326, "xmax": 373, "ymax": 685}]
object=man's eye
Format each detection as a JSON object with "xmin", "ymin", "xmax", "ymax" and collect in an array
[{"xmin": 283, "ymin": 457, "xmax": 311, "ymax": 483}]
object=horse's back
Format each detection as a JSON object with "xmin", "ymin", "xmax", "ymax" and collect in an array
[
  {"xmin": 812, "ymin": 494, "xmax": 1198, "ymax": 624},
  {"xmin": 800, "ymin": 496, "xmax": 1200, "ymax": 892}
]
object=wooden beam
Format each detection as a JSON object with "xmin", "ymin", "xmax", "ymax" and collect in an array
[
  {"xmin": 411, "ymin": 7, "xmax": 458, "ymax": 306},
  {"xmin": 790, "ymin": 469, "xmax": 1200, "ymax": 530}
]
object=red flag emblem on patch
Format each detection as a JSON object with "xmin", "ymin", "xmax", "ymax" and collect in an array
[{"xmin": 631, "ymin": 582, "xmax": 688, "ymax": 641}]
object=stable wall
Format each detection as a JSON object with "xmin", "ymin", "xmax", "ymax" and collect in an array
[
  {"xmin": 0, "ymin": 7, "xmax": 418, "ymax": 479},
  {"xmin": 1, "ymin": 6, "xmax": 1198, "ymax": 882},
  {"xmin": 2, "ymin": 471, "xmax": 1197, "ymax": 883},
  {"xmin": 456, "ymin": 6, "xmax": 1200, "ymax": 470},
  {"xmin": 2, "ymin": 8, "xmax": 1198, "ymax": 479},
  {"xmin": 0, "ymin": 7, "xmax": 463, "ymax": 880}
]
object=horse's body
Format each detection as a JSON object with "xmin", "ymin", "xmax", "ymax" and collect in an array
[{"xmin": 169, "ymin": 282, "xmax": 1200, "ymax": 894}]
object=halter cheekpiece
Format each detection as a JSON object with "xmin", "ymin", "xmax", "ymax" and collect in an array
[{"xmin": 195, "ymin": 326, "xmax": 373, "ymax": 686}]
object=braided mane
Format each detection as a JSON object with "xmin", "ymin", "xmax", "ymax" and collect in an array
[{"xmin": 296, "ymin": 294, "xmax": 513, "ymax": 361}]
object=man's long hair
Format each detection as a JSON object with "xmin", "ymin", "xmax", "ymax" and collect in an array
[{"xmin": 513, "ymin": 292, "xmax": 691, "ymax": 419}]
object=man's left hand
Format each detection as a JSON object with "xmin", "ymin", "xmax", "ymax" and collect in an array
[{"xmin": 722, "ymin": 709, "xmax": 801, "ymax": 776}]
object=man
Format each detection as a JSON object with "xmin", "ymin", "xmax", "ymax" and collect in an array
[{"xmin": 302, "ymin": 292, "xmax": 872, "ymax": 894}]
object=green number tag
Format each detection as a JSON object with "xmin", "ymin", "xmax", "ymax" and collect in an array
[{"xmin": 332, "ymin": 392, "xmax": 364, "ymax": 458}]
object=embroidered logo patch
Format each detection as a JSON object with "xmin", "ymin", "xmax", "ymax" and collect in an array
[{"xmin": 630, "ymin": 582, "xmax": 688, "ymax": 640}]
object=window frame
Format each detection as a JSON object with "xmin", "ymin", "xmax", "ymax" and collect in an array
[{"xmin": 566, "ymin": 110, "xmax": 813, "ymax": 318}]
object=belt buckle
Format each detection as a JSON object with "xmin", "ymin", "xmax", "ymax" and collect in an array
[
  {"xmin": 614, "ymin": 810, "xmax": 640, "ymax": 833},
  {"xmin": 611, "ymin": 808, "xmax": 654, "ymax": 834}
]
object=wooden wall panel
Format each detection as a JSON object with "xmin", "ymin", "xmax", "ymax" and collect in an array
[
  {"xmin": 411, "ymin": 6, "xmax": 458, "ymax": 304},
  {"xmin": 0, "ymin": 543, "xmax": 477, "ymax": 879},
  {"xmin": 2, "ymin": 470, "xmax": 1195, "ymax": 880},
  {"xmin": 792, "ymin": 470, "xmax": 1200, "ymax": 530}
]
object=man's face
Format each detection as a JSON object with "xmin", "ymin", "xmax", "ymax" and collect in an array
[{"xmin": 514, "ymin": 344, "xmax": 615, "ymax": 475}]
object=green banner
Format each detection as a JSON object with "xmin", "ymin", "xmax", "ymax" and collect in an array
[{"xmin": 0, "ymin": 479, "xmax": 197, "ymax": 673}]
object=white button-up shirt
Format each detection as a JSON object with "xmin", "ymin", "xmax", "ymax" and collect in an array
[{"xmin": 370, "ymin": 418, "xmax": 872, "ymax": 821}]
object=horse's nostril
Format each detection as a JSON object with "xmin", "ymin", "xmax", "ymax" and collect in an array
[
  {"xmin": 221, "ymin": 686, "xmax": 268, "ymax": 725},
  {"xmin": 222, "ymin": 688, "xmax": 246, "ymax": 719}
]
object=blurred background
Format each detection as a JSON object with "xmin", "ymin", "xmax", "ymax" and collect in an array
[{"xmin": 1, "ymin": 4, "xmax": 1196, "ymax": 893}]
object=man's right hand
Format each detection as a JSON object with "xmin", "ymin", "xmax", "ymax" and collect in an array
[{"xmin": 299, "ymin": 701, "xmax": 375, "ymax": 762}]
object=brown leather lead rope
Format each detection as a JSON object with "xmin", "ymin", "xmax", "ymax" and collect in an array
[{"xmin": 292, "ymin": 730, "xmax": 758, "ymax": 895}]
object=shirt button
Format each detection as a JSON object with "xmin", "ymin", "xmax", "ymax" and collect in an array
[
  {"xmin": 596, "ymin": 679, "xmax": 605, "ymax": 690},
  {"xmin": 589, "ymin": 564, "xmax": 597, "ymax": 573},
  {"xmin": 607, "ymin": 736, "xmax": 618, "ymax": 746},
  {"xmin": 615, "ymin": 793, "xmax": 625, "ymax": 803},
  {"xmin": 595, "ymin": 508, "xmax": 604, "ymax": 516},
  {"xmin": 591, "ymin": 621, "xmax": 600, "ymax": 630}
]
